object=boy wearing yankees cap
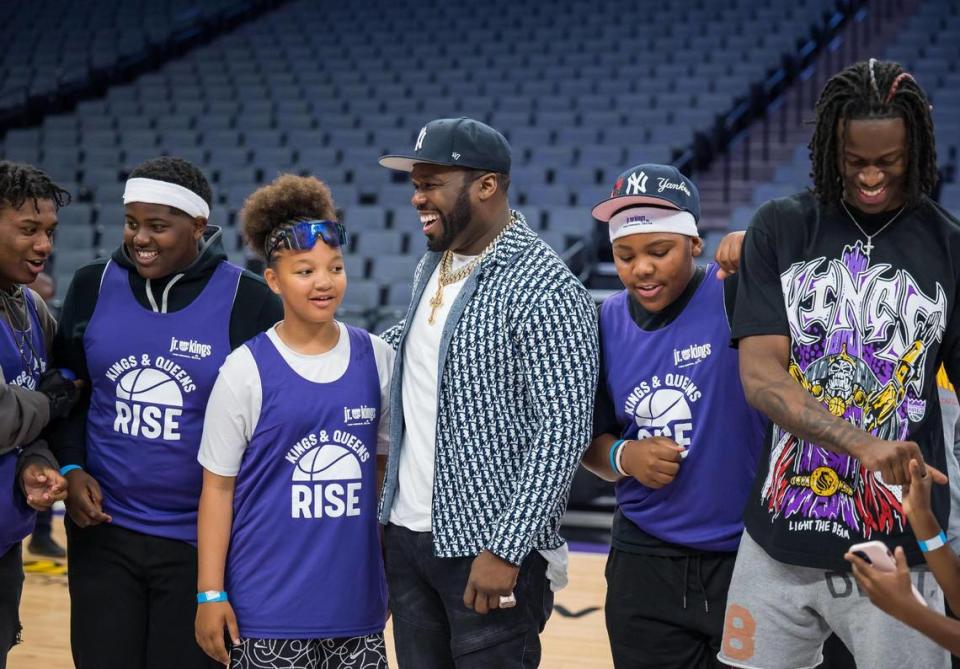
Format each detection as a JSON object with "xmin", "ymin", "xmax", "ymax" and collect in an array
[
  {"xmin": 581, "ymin": 164, "xmax": 765, "ymax": 668},
  {"xmin": 49, "ymin": 157, "xmax": 282, "ymax": 668}
]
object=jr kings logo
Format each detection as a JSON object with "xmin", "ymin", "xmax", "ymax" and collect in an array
[
  {"xmin": 343, "ymin": 405, "xmax": 377, "ymax": 426},
  {"xmin": 107, "ymin": 354, "xmax": 196, "ymax": 440},
  {"xmin": 673, "ymin": 342, "xmax": 712, "ymax": 368},
  {"xmin": 286, "ymin": 429, "xmax": 370, "ymax": 519},
  {"xmin": 169, "ymin": 336, "xmax": 212, "ymax": 360}
]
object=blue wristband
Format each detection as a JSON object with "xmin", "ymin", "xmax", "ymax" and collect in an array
[
  {"xmin": 609, "ymin": 439, "xmax": 625, "ymax": 476},
  {"xmin": 197, "ymin": 590, "xmax": 228, "ymax": 604},
  {"xmin": 59, "ymin": 464, "xmax": 82, "ymax": 476},
  {"xmin": 918, "ymin": 531, "xmax": 948, "ymax": 553}
]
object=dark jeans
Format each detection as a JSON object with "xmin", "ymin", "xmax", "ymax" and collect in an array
[
  {"xmin": 384, "ymin": 524, "xmax": 553, "ymax": 668},
  {"xmin": 66, "ymin": 518, "xmax": 220, "ymax": 669},
  {"xmin": 0, "ymin": 544, "xmax": 22, "ymax": 669},
  {"xmin": 604, "ymin": 547, "xmax": 735, "ymax": 669}
]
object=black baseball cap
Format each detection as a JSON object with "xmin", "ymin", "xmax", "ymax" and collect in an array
[
  {"xmin": 591, "ymin": 163, "xmax": 701, "ymax": 223},
  {"xmin": 379, "ymin": 117, "xmax": 511, "ymax": 174}
]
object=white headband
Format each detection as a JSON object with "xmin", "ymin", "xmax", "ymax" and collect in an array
[
  {"xmin": 608, "ymin": 206, "xmax": 697, "ymax": 242},
  {"xmin": 123, "ymin": 177, "xmax": 210, "ymax": 219}
]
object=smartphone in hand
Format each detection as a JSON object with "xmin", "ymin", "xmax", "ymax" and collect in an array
[{"xmin": 849, "ymin": 540, "xmax": 928, "ymax": 607}]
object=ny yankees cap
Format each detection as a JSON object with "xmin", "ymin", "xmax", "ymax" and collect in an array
[
  {"xmin": 591, "ymin": 163, "xmax": 700, "ymax": 223},
  {"xmin": 379, "ymin": 117, "xmax": 512, "ymax": 174}
]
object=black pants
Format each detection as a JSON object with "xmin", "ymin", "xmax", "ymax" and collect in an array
[
  {"xmin": 0, "ymin": 544, "xmax": 22, "ymax": 669},
  {"xmin": 604, "ymin": 547, "xmax": 735, "ymax": 669},
  {"xmin": 33, "ymin": 508, "xmax": 52, "ymax": 539},
  {"xmin": 385, "ymin": 524, "xmax": 553, "ymax": 668},
  {"xmin": 66, "ymin": 519, "xmax": 220, "ymax": 669}
]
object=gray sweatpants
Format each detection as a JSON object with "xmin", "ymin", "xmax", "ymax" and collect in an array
[{"xmin": 718, "ymin": 531, "xmax": 950, "ymax": 669}]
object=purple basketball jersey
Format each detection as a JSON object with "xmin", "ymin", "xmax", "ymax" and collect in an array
[
  {"xmin": 600, "ymin": 264, "xmax": 766, "ymax": 551},
  {"xmin": 84, "ymin": 260, "xmax": 240, "ymax": 542},
  {"xmin": 0, "ymin": 291, "xmax": 47, "ymax": 555},
  {"xmin": 226, "ymin": 326, "xmax": 386, "ymax": 639}
]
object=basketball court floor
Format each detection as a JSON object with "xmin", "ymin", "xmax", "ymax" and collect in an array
[{"xmin": 13, "ymin": 519, "xmax": 614, "ymax": 668}]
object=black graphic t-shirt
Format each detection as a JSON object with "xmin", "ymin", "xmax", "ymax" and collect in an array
[{"xmin": 732, "ymin": 191, "xmax": 960, "ymax": 571}]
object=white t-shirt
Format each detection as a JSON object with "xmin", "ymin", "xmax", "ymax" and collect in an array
[
  {"xmin": 389, "ymin": 253, "xmax": 475, "ymax": 531},
  {"xmin": 198, "ymin": 321, "xmax": 394, "ymax": 476}
]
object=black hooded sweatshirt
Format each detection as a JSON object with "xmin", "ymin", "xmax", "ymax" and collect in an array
[{"xmin": 50, "ymin": 226, "xmax": 283, "ymax": 467}]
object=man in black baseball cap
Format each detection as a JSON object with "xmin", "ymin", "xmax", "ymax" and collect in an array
[
  {"xmin": 379, "ymin": 117, "xmax": 512, "ymax": 253},
  {"xmin": 375, "ymin": 119, "xmax": 599, "ymax": 668},
  {"xmin": 379, "ymin": 117, "xmax": 511, "ymax": 175}
]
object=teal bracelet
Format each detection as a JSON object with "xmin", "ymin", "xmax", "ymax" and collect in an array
[
  {"xmin": 608, "ymin": 439, "xmax": 626, "ymax": 476},
  {"xmin": 918, "ymin": 531, "xmax": 948, "ymax": 553},
  {"xmin": 197, "ymin": 590, "xmax": 228, "ymax": 604},
  {"xmin": 59, "ymin": 464, "xmax": 82, "ymax": 476}
]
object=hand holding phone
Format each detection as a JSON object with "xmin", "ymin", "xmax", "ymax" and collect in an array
[{"xmin": 848, "ymin": 540, "xmax": 927, "ymax": 607}]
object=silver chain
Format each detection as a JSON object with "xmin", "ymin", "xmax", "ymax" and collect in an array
[{"xmin": 839, "ymin": 199, "xmax": 906, "ymax": 260}]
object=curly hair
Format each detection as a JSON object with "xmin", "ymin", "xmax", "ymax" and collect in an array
[
  {"xmin": 0, "ymin": 161, "xmax": 71, "ymax": 212},
  {"xmin": 128, "ymin": 156, "xmax": 213, "ymax": 208},
  {"xmin": 241, "ymin": 174, "xmax": 337, "ymax": 259},
  {"xmin": 810, "ymin": 59, "xmax": 937, "ymax": 206}
]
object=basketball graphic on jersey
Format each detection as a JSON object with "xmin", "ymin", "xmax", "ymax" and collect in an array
[
  {"xmin": 292, "ymin": 444, "xmax": 362, "ymax": 481},
  {"xmin": 290, "ymin": 440, "xmax": 365, "ymax": 519},
  {"xmin": 634, "ymin": 388, "xmax": 694, "ymax": 447},
  {"xmin": 113, "ymin": 367, "xmax": 184, "ymax": 441},
  {"xmin": 117, "ymin": 368, "xmax": 183, "ymax": 406}
]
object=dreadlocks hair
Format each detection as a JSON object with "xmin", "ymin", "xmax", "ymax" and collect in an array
[
  {"xmin": 809, "ymin": 59, "xmax": 938, "ymax": 207},
  {"xmin": 128, "ymin": 156, "xmax": 213, "ymax": 211},
  {"xmin": 0, "ymin": 161, "xmax": 71, "ymax": 213},
  {"xmin": 241, "ymin": 174, "xmax": 337, "ymax": 260}
]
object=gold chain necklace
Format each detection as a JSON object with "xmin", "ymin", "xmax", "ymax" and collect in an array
[{"xmin": 427, "ymin": 215, "xmax": 515, "ymax": 325}]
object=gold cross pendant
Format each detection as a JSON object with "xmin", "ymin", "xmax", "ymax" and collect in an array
[{"xmin": 428, "ymin": 285, "xmax": 444, "ymax": 325}]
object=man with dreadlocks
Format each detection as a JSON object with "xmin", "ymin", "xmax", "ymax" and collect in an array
[
  {"xmin": 717, "ymin": 59, "xmax": 958, "ymax": 668},
  {"xmin": 0, "ymin": 161, "xmax": 80, "ymax": 668}
]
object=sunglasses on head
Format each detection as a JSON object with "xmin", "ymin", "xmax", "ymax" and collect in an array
[{"xmin": 265, "ymin": 219, "xmax": 347, "ymax": 261}]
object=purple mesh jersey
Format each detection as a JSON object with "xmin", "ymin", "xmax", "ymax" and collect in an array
[
  {"xmin": 600, "ymin": 264, "xmax": 766, "ymax": 551},
  {"xmin": 84, "ymin": 260, "xmax": 241, "ymax": 542},
  {"xmin": 225, "ymin": 326, "xmax": 387, "ymax": 638},
  {"xmin": 0, "ymin": 291, "xmax": 47, "ymax": 555}
]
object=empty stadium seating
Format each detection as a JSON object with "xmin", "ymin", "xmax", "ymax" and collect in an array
[{"xmin": 0, "ymin": 0, "xmax": 922, "ymax": 327}]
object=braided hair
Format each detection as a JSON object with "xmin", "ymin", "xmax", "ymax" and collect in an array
[
  {"xmin": 0, "ymin": 161, "xmax": 71, "ymax": 213},
  {"xmin": 809, "ymin": 59, "xmax": 937, "ymax": 206}
]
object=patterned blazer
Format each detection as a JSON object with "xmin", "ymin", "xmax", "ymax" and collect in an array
[{"xmin": 379, "ymin": 213, "xmax": 599, "ymax": 565}]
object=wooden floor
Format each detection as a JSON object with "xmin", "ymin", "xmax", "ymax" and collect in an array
[{"xmin": 14, "ymin": 519, "xmax": 613, "ymax": 668}]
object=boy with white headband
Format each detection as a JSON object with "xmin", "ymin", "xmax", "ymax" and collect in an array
[
  {"xmin": 49, "ymin": 157, "xmax": 282, "ymax": 668},
  {"xmin": 581, "ymin": 163, "xmax": 766, "ymax": 668}
]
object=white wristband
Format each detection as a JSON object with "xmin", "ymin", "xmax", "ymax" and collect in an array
[
  {"xmin": 614, "ymin": 440, "xmax": 629, "ymax": 477},
  {"xmin": 918, "ymin": 531, "xmax": 948, "ymax": 553}
]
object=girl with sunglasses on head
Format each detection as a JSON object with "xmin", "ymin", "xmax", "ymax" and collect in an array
[{"xmin": 195, "ymin": 174, "xmax": 392, "ymax": 669}]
